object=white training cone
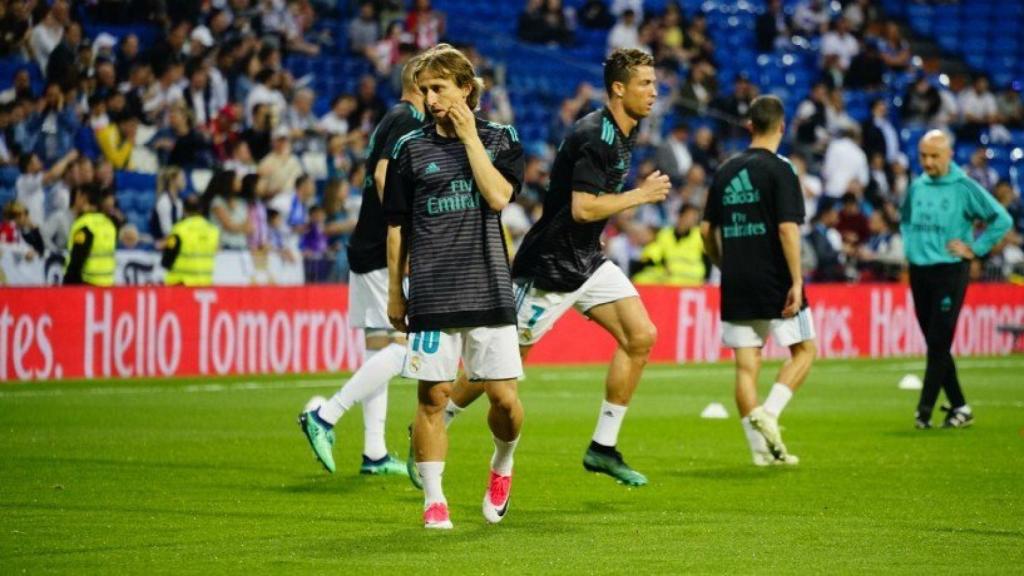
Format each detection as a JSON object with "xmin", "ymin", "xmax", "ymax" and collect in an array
[
  {"xmin": 898, "ymin": 374, "xmax": 923, "ymax": 390},
  {"xmin": 700, "ymin": 402, "xmax": 729, "ymax": 419}
]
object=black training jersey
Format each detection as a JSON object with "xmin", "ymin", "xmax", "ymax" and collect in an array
[
  {"xmin": 702, "ymin": 147, "xmax": 807, "ymax": 321},
  {"xmin": 348, "ymin": 101, "xmax": 426, "ymax": 273},
  {"xmin": 384, "ymin": 118, "xmax": 525, "ymax": 332},
  {"xmin": 512, "ymin": 107, "xmax": 636, "ymax": 292}
]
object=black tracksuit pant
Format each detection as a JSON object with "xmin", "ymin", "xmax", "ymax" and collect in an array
[{"xmin": 909, "ymin": 261, "xmax": 970, "ymax": 418}]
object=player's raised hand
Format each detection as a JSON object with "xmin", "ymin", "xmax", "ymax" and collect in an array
[
  {"xmin": 636, "ymin": 170, "xmax": 671, "ymax": 204},
  {"xmin": 388, "ymin": 293, "xmax": 408, "ymax": 333},
  {"xmin": 448, "ymin": 99, "xmax": 478, "ymax": 143}
]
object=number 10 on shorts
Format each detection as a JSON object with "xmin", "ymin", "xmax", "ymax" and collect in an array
[{"xmin": 411, "ymin": 331, "xmax": 441, "ymax": 354}]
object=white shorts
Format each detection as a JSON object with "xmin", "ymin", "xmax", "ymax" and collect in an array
[
  {"xmin": 349, "ymin": 268, "xmax": 390, "ymax": 330},
  {"xmin": 402, "ymin": 324, "xmax": 522, "ymax": 382},
  {"xmin": 515, "ymin": 260, "xmax": 639, "ymax": 346},
  {"xmin": 721, "ymin": 308, "xmax": 816, "ymax": 349}
]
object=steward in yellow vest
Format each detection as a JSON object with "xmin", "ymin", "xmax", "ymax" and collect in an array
[
  {"xmin": 64, "ymin": 185, "xmax": 117, "ymax": 286},
  {"xmin": 163, "ymin": 195, "xmax": 219, "ymax": 286},
  {"xmin": 633, "ymin": 204, "xmax": 707, "ymax": 286}
]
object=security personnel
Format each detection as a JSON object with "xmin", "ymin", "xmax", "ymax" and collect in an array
[
  {"xmin": 163, "ymin": 195, "xmax": 219, "ymax": 286},
  {"xmin": 902, "ymin": 130, "xmax": 1012, "ymax": 429},
  {"xmin": 64, "ymin": 185, "xmax": 117, "ymax": 286},
  {"xmin": 633, "ymin": 203, "xmax": 707, "ymax": 286}
]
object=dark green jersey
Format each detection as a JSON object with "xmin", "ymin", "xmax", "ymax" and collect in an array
[
  {"xmin": 512, "ymin": 107, "xmax": 636, "ymax": 292},
  {"xmin": 384, "ymin": 119, "xmax": 524, "ymax": 332}
]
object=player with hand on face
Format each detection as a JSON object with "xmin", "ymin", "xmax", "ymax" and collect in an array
[
  {"xmin": 437, "ymin": 48, "xmax": 670, "ymax": 487},
  {"xmin": 385, "ymin": 44, "xmax": 525, "ymax": 529}
]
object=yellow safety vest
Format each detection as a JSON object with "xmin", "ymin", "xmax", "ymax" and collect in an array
[
  {"xmin": 66, "ymin": 212, "xmax": 117, "ymax": 286},
  {"xmin": 165, "ymin": 215, "xmax": 219, "ymax": 286},
  {"xmin": 633, "ymin": 226, "xmax": 706, "ymax": 286}
]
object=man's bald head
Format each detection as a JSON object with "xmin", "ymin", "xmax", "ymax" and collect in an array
[{"xmin": 918, "ymin": 129, "xmax": 952, "ymax": 178}]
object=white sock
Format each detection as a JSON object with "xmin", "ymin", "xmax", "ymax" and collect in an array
[
  {"xmin": 742, "ymin": 416, "xmax": 768, "ymax": 454},
  {"xmin": 591, "ymin": 400, "xmax": 628, "ymax": 447},
  {"xmin": 959, "ymin": 404, "xmax": 972, "ymax": 414},
  {"xmin": 318, "ymin": 343, "xmax": 404, "ymax": 425},
  {"xmin": 417, "ymin": 461, "xmax": 446, "ymax": 506},
  {"xmin": 490, "ymin": 435, "xmax": 519, "ymax": 476},
  {"xmin": 443, "ymin": 398, "xmax": 464, "ymax": 428},
  {"xmin": 763, "ymin": 383, "xmax": 793, "ymax": 418},
  {"xmin": 361, "ymin": 385, "xmax": 388, "ymax": 460}
]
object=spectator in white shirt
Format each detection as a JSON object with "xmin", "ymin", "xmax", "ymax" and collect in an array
[
  {"xmin": 791, "ymin": 153, "xmax": 823, "ymax": 230},
  {"xmin": 821, "ymin": 18, "xmax": 859, "ymax": 70},
  {"xmin": 654, "ymin": 123, "xmax": 692, "ymax": 185},
  {"xmin": 319, "ymin": 94, "xmax": 356, "ymax": 136},
  {"xmin": 284, "ymin": 88, "xmax": 324, "ymax": 155},
  {"xmin": 15, "ymin": 150, "xmax": 77, "ymax": 228},
  {"xmin": 143, "ymin": 61, "xmax": 185, "ymax": 127},
  {"xmin": 958, "ymin": 75, "xmax": 1002, "ymax": 140},
  {"xmin": 822, "ymin": 125, "xmax": 870, "ymax": 198},
  {"xmin": 607, "ymin": 9, "xmax": 641, "ymax": 55},
  {"xmin": 244, "ymin": 69, "xmax": 287, "ymax": 128},
  {"xmin": 610, "ymin": 0, "xmax": 643, "ymax": 21},
  {"xmin": 29, "ymin": 0, "xmax": 68, "ymax": 72},
  {"xmin": 792, "ymin": 0, "xmax": 830, "ymax": 36}
]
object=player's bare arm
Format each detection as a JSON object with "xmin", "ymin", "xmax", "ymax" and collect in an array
[
  {"xmin": 386, "ymin": 223, "xmax": 409, "ymax": 332},
  {"xmin": 778, "ymin": 221, "xmax": 803, "ymax": 318},
  {"xmin": 374, "ymin": 159, "xmax": 389, "ymax": 202},
  {"xmin": 448, "ymin": 100, "xmax": 514, "ymax": 211},
  {"xmin": 700, "ymin": 221, "xmax": 721, "ymax": 267},
  {"xmin": 570, "ymin": 170, "xmax": 671, "ymax": 223}
]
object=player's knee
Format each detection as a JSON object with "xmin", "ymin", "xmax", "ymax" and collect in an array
[
  {"xmin": 485, "ymin": 381, "xmax": 519, "ymax": 413},
  {"xmin": 625, "ymin": 322, "xmax": 657, "ymax": 356},
  {"xmin": 794, "ymin": 340, "xmax": 817, "ymax": 361},
  {"xmin": 417, "ymin": 382, "xmax": 450, "ymax": 412}
]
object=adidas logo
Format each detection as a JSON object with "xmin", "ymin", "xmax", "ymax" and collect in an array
[
  {"xmin": 424, "ymin": 162, "xmax": 440, "ymax": 175},
  {"xmin": 723, "ymin": 168, "xmax": 760, "ymax": 206}
]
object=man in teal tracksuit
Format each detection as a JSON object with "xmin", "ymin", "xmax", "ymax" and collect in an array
[{"xmin": 901, "ymin": 130, "xmax": 1012, "ymax": 429}]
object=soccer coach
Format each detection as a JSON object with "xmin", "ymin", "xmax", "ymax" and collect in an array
[{"xmin": 901, "ymin": 130, "xmax": 1011, "ymax": 429}]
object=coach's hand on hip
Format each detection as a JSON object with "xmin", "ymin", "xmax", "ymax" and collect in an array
[
  {"xmin": 782, "ymin": 282, "xmax": 803, "ymax": 318},
  {"xmin": 947, "ymin": 239, "xmax": 975, "ymax": 260},
  {"xmin": 388, "ymin": 292, "xmax": 408, "ymax": 333}
]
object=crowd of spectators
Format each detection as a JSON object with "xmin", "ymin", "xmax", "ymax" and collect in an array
[
  {"xmin": 512, "ymin": 0, "xmax": 1024, "ymax": 284},
  {"xmin": 1, "ymin": 0, "xmax": 1022, "ymax": 286}
]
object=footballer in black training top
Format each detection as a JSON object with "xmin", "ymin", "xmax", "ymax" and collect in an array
[
  {"xmin": 446, "ymin": 48, "xmax": 672, "ymax": 488},
  {"xmin": 383, "ymin": 43, "xmax": 525, "ymax": 531},
  {"xmin": 701, "ymin": 94, "xmax": 817, "ymax": 469},
  {"xmin": 299, "ymin": 56, "xmax": 427, "ymax": 480}
]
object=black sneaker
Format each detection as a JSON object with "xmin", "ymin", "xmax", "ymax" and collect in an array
[
  {"xmin": 941, "ymin": 405, "xmax": 974, "ymax": 428},
  {"xmin": 914, "ymin": 410, "xmax": 932, "ymax": 429}
]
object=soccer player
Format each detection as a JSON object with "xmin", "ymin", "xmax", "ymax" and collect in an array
[
  {"xmin": 902, "ymin": 130, "xmax": 1011, "ymax": 429},
  {"xmin": 700, "ymin": 95, "xmax": 816, "ymax": 466},
  {"xmin": 298, "ymin": 56, "xmax": 426, "ymax": 476},
  {"xmin": 440, "ymin": 48, "xmax": 670, "ymax": 487},
  {"xmin": 385, "ymin": 44, "xmax": 525, "ymax": 529}
]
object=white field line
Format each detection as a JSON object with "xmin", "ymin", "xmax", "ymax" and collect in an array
[{"xmin": 0, "ymin": 357, "xmax": 1021, "ymax": 399}]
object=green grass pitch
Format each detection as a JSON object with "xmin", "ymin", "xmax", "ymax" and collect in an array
[{"xmin": 1, "ymin": 357, "xmax": 1022, "ymax": 574}]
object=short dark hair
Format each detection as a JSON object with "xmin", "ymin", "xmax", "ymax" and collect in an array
[
  {"xmin": 678, "ymin": 203, "xmax": 700, "ymax": 217},
  {"xmin": 17, "ymin": 152, "xmax": 34, "ymax": 172},
  {"xmin": 603, "ymin": 48, "xmax": 654, "ymax": 96},
  {"xmin": 183, "ymin": 194, "xmax": 202, "ymax": 215},
  {"xmin": 748, "ymin": 95, "xmax": 785, "ymax": 135}
]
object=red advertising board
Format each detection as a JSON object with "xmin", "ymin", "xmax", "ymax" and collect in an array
[{"xmin": 1, "ymin": 283, "xmax": 1022, "ymax": 382}]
